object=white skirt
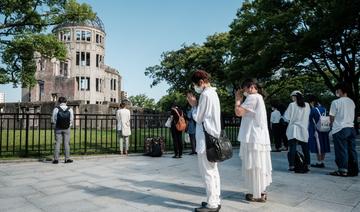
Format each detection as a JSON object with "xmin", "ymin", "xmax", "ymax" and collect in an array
[{"xmin": 239, "ymin": 142, "xmax": 272, "ymax": 198}]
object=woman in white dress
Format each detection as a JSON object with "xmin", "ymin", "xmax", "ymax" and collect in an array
[{"xmin": 235, "ymin": 79, "xmax": 272, "ymax": 202}]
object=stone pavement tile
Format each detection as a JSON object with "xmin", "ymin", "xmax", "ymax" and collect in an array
[
  {"xmin": 348, "ymin": 181, "xmax": 360, "ymax": 193},
  {"xmin": 266, "ymin": 187, "xmax": 309, "ymax": 207},
  {"xmin": 0, "ymin": 185, "xmax": 38, "ymax": 198},
  {"xmin": 30, "ymin": 179, "xmax": 66, "ymax": 190},
  {"xmin": 296, "ymin": 199, "xmax": 354, "ymax": 212},
  {"xmin": 41, "ymin": 199, "xmax": 102, "ymax": 212},
  {"xmin": 2, "ymin": 203, "xmax": 43, "ymax": 212},
  {"xmin": 312, "ymin": 189, "xmax": 360, "ymax": 207},
  {"xmin": 27, "ymin": 189, "xmax": 95, "ymax": 208},
  {"xmin": 352, "ymin": 203, "xmax": 360, "ymax": 212},
  {"xmin": 0, "ymin": 197, "xmax": 29, "ymax": 211},
  {"xmin": 134, "ymin": 195, "xmax": 198, "ymax": 212},
  {"xmin": 91, "ymin": 195, "xmax": 145, "ymax": 212},
  {"xmin": 252, "ymin": 202, "xmax": 307, "ymax": 212}
]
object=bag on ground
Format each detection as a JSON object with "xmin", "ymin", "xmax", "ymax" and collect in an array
[
  {"xmin": 294, "ymin": 151, "xmax": 308, "ymax": 173},
  {"xmin": 203, "ymin": 125, "xmax": 233, "ymax": 162},
  {"xmin": 56, "ymin": 106, "xmax": 71, "ymax": 129},
  {"xmin": 144, "ymin": 137, "xmax": 165, "ymax": 157}
]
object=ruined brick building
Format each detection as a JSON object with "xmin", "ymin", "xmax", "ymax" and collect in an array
[{"xmin": 22, "ymin": 16, "xmax": 123, "ymax": 105}]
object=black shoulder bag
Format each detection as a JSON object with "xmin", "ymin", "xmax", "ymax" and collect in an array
[{"xmin": 203, "ymin": 124, "xmax": 233, "ymax": 162}]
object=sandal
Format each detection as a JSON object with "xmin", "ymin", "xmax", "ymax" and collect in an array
[
  {"xmin": 245, "ymin": 193, "xmax": 267, "ymax": 203},
  {"xmin": 328, "ymin": 171, "xmax": 347, "ymax": 177}
]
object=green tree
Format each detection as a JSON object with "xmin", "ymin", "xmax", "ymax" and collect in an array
[
  {"xmin": 0, "ymin": 0, "xmax": 96, "ymax": 87},
  {"xmin": 128, "ymin": 94, "xmax": 157, "ymax": 110},
  {"xmin": 156, "ymin": 92, "xmax": 187, "ymax": 112},
  {"xmin": 145, "ymin": 32, "xmax": 231, "ymax": 93},
  {"xmin": 229, "ymin": 0, "xmax": 360, "ymax": 107}
]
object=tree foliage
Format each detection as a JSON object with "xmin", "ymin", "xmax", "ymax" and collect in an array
[
  {"xmin": 229, "ymin": 0, "xmax": 360, "ymax": 101},
  {"xmin": 128, "ymin": 94, "xmax": 157, "ymax": 110},
  {"xmin": 156, "ymin": 91, "xmax": 188, "ymax": 112},
  {"xmin": 146, "ymin": 0, "xmax": 360, "ymax": 115},
  {"xmin": 0, "ymin": 0, "xmax": 96, "ymax": 87}
]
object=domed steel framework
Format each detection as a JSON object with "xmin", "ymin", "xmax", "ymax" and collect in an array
[{"xmin": 53, "ymin": 16, "xmax": 105, "ymax": 33}]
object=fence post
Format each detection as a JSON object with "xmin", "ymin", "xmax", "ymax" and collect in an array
[
  {"xmin": 134, "ymin": 114, "xmax": 138, "ymax": 152},
  {"xmin": 84, "ymin": 114, "xmax": 87, "ymax": 153},
  {"xmin": 25, "ymin": 113, "xmax": 30, "ymax": 157}
]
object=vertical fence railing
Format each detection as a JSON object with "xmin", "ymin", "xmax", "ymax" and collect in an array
[{"xmin": 0, "ymin": 112, "xmax": 240, "ymax": 157}]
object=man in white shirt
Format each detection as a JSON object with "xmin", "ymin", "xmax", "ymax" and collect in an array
[
  {"xmin": 329, "ymin": 82, "xmax": 358, "ymax": 177},
  {"xmin": 187, "ymin": 70, "xmax": 221, "ymax": 212},
  {"xmin": 270, "ymin": 104, "xmax": 282, "ymax": 152}
]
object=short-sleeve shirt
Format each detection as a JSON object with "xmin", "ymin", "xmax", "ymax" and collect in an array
[
  {"xmin": 237, "ymin": 93, "xmax": 270, "ymax": 145},
  {"xmin": 329, "ymin": 97, "xmax": 355, "ymax": 134},
  {"xmin": 284, "ymin": 102, "xmax": 311, "ymax": 142},
  {"xmin": 270, "ymin": 110, "xmax": 281, "ymax": 124}
]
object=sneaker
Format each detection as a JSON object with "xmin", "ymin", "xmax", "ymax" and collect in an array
[
  {"xmin": 172, "ymin": 155, "xmax": 178, "ymax": 158},
  {"xmin": 52, "ymin": 160, "xmax": 59, "ymax": 164},
  {"xmin": 195, "ymin": 205, "xmax": 220, "ymax": 212},
  {"xmin": 65, "ymin": 159, "xmax": 73, "ymax": 163},
  {"xmin": 201, "ymin": 202, "xmax": 221, "ymax": 209}
]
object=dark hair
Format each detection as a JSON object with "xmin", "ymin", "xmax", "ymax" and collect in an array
[
  {"xmin": 241, "ymin": 78, "xmax": 264, "ymax": 96},
  {"xmin": 191, "ymin": 70, "xmax": 210, "ymax": 85},
  {"xmin": 335, "ymin": 82, "xmax": 351, "ymax": 95},
  {"xmin": 307, "ymin": 94, "xmax": 319, "ymax": 106},
  {"xmin": 58, "ymin": 96, "xmax": 67, "ymax": 104},
  {"xmin": 120, "ymin": 103, "xmax": 126, "ymax": 108},
  {"xmin": 294, "ymin": 93, "xmax": 305, "ymax": 107}
]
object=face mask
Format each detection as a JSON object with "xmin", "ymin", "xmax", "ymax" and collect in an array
[
  {"xmin": 336, "ymin": 91, "xmax": 340, "ymax": 97},
  {"xmin": 194, "ymin": 85, "xmax": 203, "ymax": 94},
  {"xmin": 243, "ymin": 92, "xmax": 249, "ymax": 97}
]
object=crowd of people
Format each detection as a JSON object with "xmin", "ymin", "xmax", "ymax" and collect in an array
[{"xmin": 50, "ymin": 70, "xmax": 358, "ymax": 212}]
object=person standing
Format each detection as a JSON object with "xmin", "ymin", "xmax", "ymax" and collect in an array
[
  {"xmin": 284, "ymin": 91, "xmax": 311, "ymax": 172},
  {"xmin": 170, "ymin": 105, "xmax": 184, "ymax": 158},
  {"xmin": 329, "ymin": 82, "xmax": 358, "ymax": 177},
  {"xmin": 51, "ymin": 96, "xmax": 74, "ymax": 164},
  {"xmin": 116, "ymin": 102, "xmax": 131, "ymax": 155},
  {"xmin": 308, "ymin": 95, "xmax": 330, "ymax": 168},
  {"xmin": 187, "ymin": 70, "xmax": 221, "ymax": 212},
  {"xmin": 235, "ymin": 79, "xmax": 272, "ymax": 202},
  {"xmin": 186, "ymin": 102, "xmax": 197, "ymax": 155},
  {"xmin": 270, "ymin": 104, "xmax": 282, "ymax": 152}
]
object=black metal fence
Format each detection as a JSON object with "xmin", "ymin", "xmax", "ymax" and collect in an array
[{"xmin": 0, "ymin": 113, "xmax": 240, "ymax": 157}]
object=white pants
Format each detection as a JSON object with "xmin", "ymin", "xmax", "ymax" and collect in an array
[{"xmin": 197, "ymin": 152, "xmax": 221, "ymax": 208}]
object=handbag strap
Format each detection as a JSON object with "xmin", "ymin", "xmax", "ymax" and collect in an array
[{"xmin": 172, "ymin": 108, "xmax": 183, "ymax": 118}]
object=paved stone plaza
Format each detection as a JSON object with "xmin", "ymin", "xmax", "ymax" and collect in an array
[{"xmin": 1, "ymin": 142, "xmax": 360, "ymax": 212}]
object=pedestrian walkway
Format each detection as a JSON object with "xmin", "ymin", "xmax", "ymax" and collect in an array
[{"xmin": 0, "ymin": 144, "xmax": 360, "ymax": 212}]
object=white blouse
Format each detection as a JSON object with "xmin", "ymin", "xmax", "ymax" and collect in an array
[
  {"xmin": 192, "ymin": 87, "xmax": 221, "ymax": 154},
  {"xmin": 284, "ymin": 102, "xmax": 310, "ymax": 142},
  {"xmin": 237, "ymin": 93, "xmax": 270, "ymax": 145}
]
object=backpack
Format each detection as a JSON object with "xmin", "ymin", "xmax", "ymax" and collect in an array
[
  {"xmin": 314, "ymin": 108, "xmax": 331, "ymax": 132},
  {"xmin": 294, "ymin": 151, "xmax": 308, "ymax": 173},
  {"xmin": 172, "ymin": 108, "xmax": 187, "ymax": 131},
  {"xmin": 56, "ymin": 106, "xmax": 71, "ymax": 129}
]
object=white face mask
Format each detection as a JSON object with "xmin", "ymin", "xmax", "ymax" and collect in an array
[
  {"xmin": 336, "ymin": 91, "xmax": 340, "ymax": 97},
  {"xmin": 243, "ymin": 92, "xmax": 249, "ymax": 97},
  {"xmin": 194, "ymin": 85, "xmax": 203, "ymax": 94}
]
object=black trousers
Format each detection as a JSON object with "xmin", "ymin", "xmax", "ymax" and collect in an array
[
  {"xmin": 189, "ymin": 133, "xmax": 196, "ymax": 153},
  {"xmin": 272, "ymin": 123, "xmax": 282, "ymax": 150},
  {"xmin": 171, "ymin": 127, "xmax": 183, "ymax": 156}
]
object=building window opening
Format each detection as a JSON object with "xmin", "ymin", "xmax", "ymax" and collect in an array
[
  {"xmin": 38, "ymin": 80, "xmax": 45, "ymax": 101},
  {"xmin": 86, "ymin": 31, "xmax": 91, "ymax": 41},
  {"xmin": 59, "ymin": 61, "xmax": 68, "ymax": 76},
  {"xmin": 86, "ymin": 52, "xmax": 90, "ymax": 66},
  {"xmin": 76, "ymin": 30, "xmax": 81, "ymax": 41}
]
